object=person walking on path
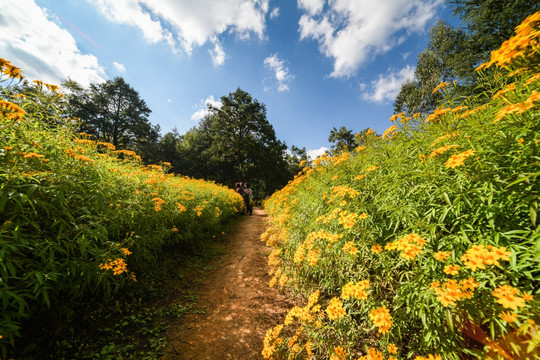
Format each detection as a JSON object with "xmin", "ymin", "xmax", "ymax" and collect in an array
[{"xmin": 242, "ymin": 182, "xmax": 253, "ymax": 216}]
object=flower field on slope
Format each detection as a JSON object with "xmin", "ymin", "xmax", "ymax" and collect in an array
[
  {"xmin": 0, "ymin": 62, "xmax": 244, "ymax": 354},
  {"xmin": 261, "ymin": 13, "xmax": 540, "ymax": 360}
]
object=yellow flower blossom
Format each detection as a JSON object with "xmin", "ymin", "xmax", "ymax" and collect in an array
[
  {"xmin": 326, "ymin": 297, "xmax": 346, "ymax": 320},
  {"xmin": 369, "ymin": 306, "xmax": 392, "ymax": 334}
]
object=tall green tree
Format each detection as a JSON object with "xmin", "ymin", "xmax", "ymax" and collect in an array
[
  {"xmin": 450, "ymin": 0, "xmax": 540, "ymax": 70},
  {"xmin": 328, "ymin": 126, "xmax": 356, "ymax": 153},
  {"xmin": 395, "ymin": 1, "xmax": 539, "ymax": 115},
  {"xmin": 394, "ymin": 21, "xmax": 467, "ymax": 115},
  {"xmin": 174, "ymin": 88, "xmax": 290, "ymax": 198},
  {"xmin": 63, "ymin": 77, "xmax": 161, "ymax": 162}
]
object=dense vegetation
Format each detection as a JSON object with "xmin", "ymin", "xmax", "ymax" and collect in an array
[
  {"xmin": 0, "ymin": 64, "xmax": 244, "ymax": 357},
  {"xmin": 261, "ymin": 12, "xmax": 539, "ymax": 360},
  {"xmin": 63, "ymin": 79, "xmax": 300, "ymax": 201}
]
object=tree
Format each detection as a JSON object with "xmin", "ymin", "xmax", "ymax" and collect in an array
[
  {"xmin": 394, "ymin": 1, "xmax": 539, "ymax": 115},
  {"xmin": 394, "ymin": 21, "xmax": 467, "ymax": 115},
  {"xmin": 174, "ymin": 88, "xmax": 291, "ymax": 198},
  {"xmin": 63, "ymin": 77, "xmax": 161, "ymax": 162},
  {"xmin": 328, "ymin": 126, "xmax": 356, "ymax": 153},
  {"xmin": 449, "ymin": 0, "xmax": 540, "ymax": 69}
]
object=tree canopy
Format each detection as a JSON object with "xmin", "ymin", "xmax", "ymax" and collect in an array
[
  {"xmin": 63, "ymin": 77, "xmax": 161, "ymax": 162},
  {"xmin": 161, "ymin": 88, "xmax": 293, "ymax": 198},
  {"xmin": 394, "ymin": 0, "xmax": 539, "ymax": 116}
]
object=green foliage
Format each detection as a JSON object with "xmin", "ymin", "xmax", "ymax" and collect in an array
[
  {"xmin": 63, "ymin": 77, "xmax": 162, "ymax": 163},
  {"xmin": 163, "ymin": 88, "xmax": 292, "ymax": 200},
  {"xmin": 0, "ymin": 72, "xmax": 244, "ymax": 357},
  {"xmin": 395, "ymin": 0, "xmax": 540, "ymax": 116},
  {"xmin": 261, "ymin": 40, "xmax": 540, "ymax": 359},
  {"xmin": 328, "ymin": 126, "xmax": 356, "ymax": 154}
]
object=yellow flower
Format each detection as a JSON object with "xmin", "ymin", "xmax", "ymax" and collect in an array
[
  {"xmin": 120, "ymin": 248, "xmax": 132, "ymax": 256},
  {"xmin": 326, "ymin": 297, "xmax": 346, "ymax": 320},
  {"xmin": 330, "ymin": 346, "xmax": 347, "ymax": 360},
  {"xmin": 343, "ymin": 241, "xmax": 358, "ymax": 256},
  {"xmin": 433, "ymin": 251, "xmax": 451, "ymax": 261},
  {"xmin": 371, "ymin": 244, "xmax": 383, "ymax": 253},
  {"xmin": 500, "ymin": 311, "xmax": 518, "ymax": 323},
  {"xmin": 443, "ymin": 265, "xmax": 460, "ymax": 276},
  {"xmin": 369, "ymin": 305, "xmax": 392, "ymax": 334},
  {"xmin": 382, "ymin": 125, "xmax": 398, "ymax": 139},
  {"xmin": 445, "ymin": 149, "xmax": 476, "ymax": 169},
  {"xmin": 432, "ymin": 81, "xmax": 450, "ymax": 93},
  {"xmin": 492, "ymin": 284, "xmax": 526, "ymax": 310},
  {"xmin": 341, "ymin": 280, "xmax": 369, "ymax": 300},
  {"xmin": 388, "ymin": 343, "xmax": 398, "ymax": 354}
]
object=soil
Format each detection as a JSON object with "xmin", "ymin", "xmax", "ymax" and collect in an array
[{"xmin": 161, "ymin": 208, "xmax": 292, "ymax": 360}]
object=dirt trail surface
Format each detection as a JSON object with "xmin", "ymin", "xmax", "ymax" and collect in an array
[{"xmin": 161, "ymin": 208, "xmax": 292, "ymax": 360}]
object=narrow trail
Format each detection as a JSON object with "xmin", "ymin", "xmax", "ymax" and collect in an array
[{"xmin": 161, "ymin": 208, "xmax": 292, "ymax": 360}]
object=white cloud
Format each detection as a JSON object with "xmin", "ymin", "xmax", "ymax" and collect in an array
[
  {"xmin": 269, "ymin": 7, "xmax": 280, "ymax": 19},
  {"xmin": 113, "ymin": 61, "xmax": 126, "ymax": 72},
  {"xmin": 264, "ymin": 54, "xmax": 294, "ymax": 92},
  {"xmin": 361, "ymin": 65, "xmax": 415, "ymax": 103},
  {"xmin": 191, "ymin": 95, "xmax": 222, "ymax": 121},
  {"xmin": 209, "ymin": 37, "xmax": 226, "ymax": 66},
  {"xmin": 89, "ymin": 0, "xmax": 269, "ymax": 56},
  {"xmin": 297, "ymin": 0, "xmax": 324, "ymax": 15},
  {"xmin": 0, "ymin": 0, "xmax": 106, "ymax": 87},
  {"xmin": 298, "ymin": 0, "xmax": 444, "ymax": 78},
  {"xmin": 307, "ymin": 146, "xmax": 329, "ymax": 160}
]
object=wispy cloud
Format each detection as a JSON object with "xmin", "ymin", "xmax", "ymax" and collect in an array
[
  {"xmin": 209, "ymin": 37, "xmax": 226, "ymax": 66},
  {"xmin": 361, "ymin": 65, "xmax": 415, "ymax": 103},
  {"xmin": 0, "ymin": 0, "xmax": 106, "ymax": 87},
  {"xmin": 298, "ymin": 0, "xmax": 444, "ymax": 78},
  {"xmin": 191, "ymin": 95, "xmax": 222, "ymax": 121},
  {"xmin": 269, "ymin": 7, "xmax": 280, "ymax": 19},
  {"xmin": 113, "ymin": 61, "xmax": 126, "ymax": 72},
  {"xmin": 264, "ymin": 54, "xmax": 294, "ymax": 92}
]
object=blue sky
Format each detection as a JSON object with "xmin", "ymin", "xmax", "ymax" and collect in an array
[{"xmin": 1, "ymin": 0, "xmax": 456, "ymax": 157}]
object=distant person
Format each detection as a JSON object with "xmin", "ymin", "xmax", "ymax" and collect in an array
[
  {"xmin": 235, "ymin": 182, "xmax": 245, "ymax": 215},
  {"xmin": 243, "ymin": 182, "xmax": 253, "ymax": 215}
]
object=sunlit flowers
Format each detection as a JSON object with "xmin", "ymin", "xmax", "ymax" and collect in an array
[
  {"xmin": 343, "ymin": 241, "xmax": 358, "ymax": 256},
  {"xmin": 432, "ymin": 81, "xmax": 450, "ymax": 93},
  {"xmin": 443, "ymin": 265, "xmax": 460, "ymax": 275},
  {"xmin": 428, "ymin": 145, "xmax": 458, "ymax": 158},
  {"xmin": 382, "ymin": 125, "xmax": 398, "ymax": 139},
  {"xmin": 433, "ymin": 251, "xmax": 451, "ymax": 261},
  {"xmin": 388, "ymin": 343, "xmax": 398, "ymax": 354},
  {"xmin": 330, "ymin": 346, "xmax": 347, "ymax": 360},
  {"xmin": 369, "ymin": 305, "xmax": 392, "ymax": 334},
  {"xmin": 371, "ymin": 244, "xmax": 383, "ymax": 253},
  {"xmin": 431, "ymin": 277, "xmax": 479, "ymax": 307},
  {"xmin": 386, "ymin": 233, "xmax": 427, "ymax": 260},
  {"xmin": 460, "ymin": 244, "xmax": 511, "ymax": 271},
  {"xmin": 341, "ymin": 280, "xmax": 369, "ymax": 300},
  {"xmin": 492, "ymin": 284, "xmax": 527, "ymax": 310},
  {"xmin": 326, "ymin": 297, "xmax": 346, "ymax": 320},
  {"xmin": 0, "ymin": 99, "xmax": 25, "ymax": 121},
  {"xmin": 499, "ymin": 311, "xmax": 518, "ymax": 323},
  {"xmin": 444, "ymin": 149, "xmax": 476, "ymax": 168}
]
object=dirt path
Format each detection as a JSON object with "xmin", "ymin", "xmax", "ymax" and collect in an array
[{"xmin": 161, "ymin": 208, "xmax": 291, "ymax": 360}]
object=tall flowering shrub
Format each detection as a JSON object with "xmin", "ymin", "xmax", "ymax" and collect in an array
[
  {"xmin": 0, "ymin": 60, "xmax": 244, "ymax": 355},
  {"xmin": 262, "ymin": 12, "xmax": 540, "ymax": 360}
]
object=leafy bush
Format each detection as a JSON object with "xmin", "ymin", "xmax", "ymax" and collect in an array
[
  {"xmin": 261, "ymin": 12, "xmax": 540, "ymax": 360},
  {"xmin": 0, "ymin": 61, "xmax": 244, "ymax": 356}
]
